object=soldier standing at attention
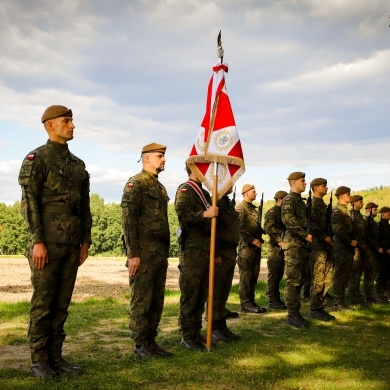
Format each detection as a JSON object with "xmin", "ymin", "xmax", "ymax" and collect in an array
[
  {"xmin": 307, "ymin": 178, "xmax": 335, "ymax": 321},
  {"xmin": 18, "ymin": 105, "xmax": 92, "ymax": 378},
  {"xmin": 236, "ymin": 184, "xmax": 267, "ymax": 314},
  {"xmin": 375, "ymin": 206, "xmax": 390, "ymax": 303},
  {"xmin": 281, "ymin": 172, "xmax": 312, "ymax": 328},
  {"xmin": 211, "ymin": 187, "xmax": 241, "ymax": 343},
  {"xmin": 348, "ymin": 195, "xmax": 368, "ymax": 305},
  {"xmin": 175, "ymin": 163, "xmax": 220, "ymax": 350},
  {"xmin": 121, "ymin": 143, "xmax": 172, "ymax": 358},
  {"xmin": 363, "ymin": 202, "xmax": 381, "ymax": 304},
  {"xmin": 331, "ymin": 186, "xmax": 357, "ymax": 311},
  {"xmin": 264, "ymin": 190, "xmax": 288, "ymax": 310}
]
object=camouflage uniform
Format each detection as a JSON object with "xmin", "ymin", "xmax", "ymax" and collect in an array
[
  {"xmin": 364, "ymin": 215, "xmax": 380, "ymax": 301},
  {"xmin": 309, "ymin": 197, "xmax": 333, "ymax": 310},
  {"xmin": 121, "ymin": 169, "xmax": 170, "ymax": 346},
  {"xmin": 264, "ymin": 205, "xmax": 285, "ymax": 303},
  {"xmin": 236, "ymin": 200, "xmax": 263, "ymax": 307},
  {"xmin": 376, "ymin": 218, "xmax": 390, "ymax": 300},
  {"xmin": 331, "ymin": 203, "xmax": 355, "ymax": 306},
  {"xmin": 175, "ymin": 180, "xmax": 214, "ymax": 339},
  {"xmin": 213, "ymin": 195, "xmax": 239, "ymax": 321},
  {"xmin": 18, "ymin": 140, "xmax": 92, "ymax": 363},
  {"xmin": 348, "ymin": 210, "xmax": 367, "ymax": 304},
  {"xmin": 281, "ymin": 191, "xmax": 309, "ymax": 315}
]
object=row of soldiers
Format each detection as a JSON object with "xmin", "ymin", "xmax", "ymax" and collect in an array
[
  {"xmin": 18, "ymin": 105, "xmax": 390, "ymax": 377},
  {"xmin": 244, "ymin": 173, "xmax": 390, "ymax": 328}
]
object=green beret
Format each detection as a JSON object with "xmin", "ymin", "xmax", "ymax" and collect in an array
[
  {"xmin": 242, "ymin": 184, "xmax": 255, "ymax": 195},
  {"xmin": 365, "ymin": 202, "xmax": 378, "ymax": 209},
  {"xmin": 379, "ymin": 206, "xmax": 390, "ymax": 213},
  {"xmin": 287, "ymin": 171, "xmax": 305, "ymax": 180},
  {"xmin": 141, "ymin": 143, "xmax": 166, "ymax": 154},
  {"xmin": 335, "ymin": 186, "xmax": 351, "ymax": 197},
  {"xmin": 310, "ymin": 178, "xmax": 327, "ymax": 187},
  {"xmin": 41, "ymin": 105, "xmax": 72, "ymax": 123},
  {"xmin": 274, "ymin": 190, "xmax": 288, "ymax": 200},
  {"xmin": 351, "ymin": 195, "xmax": 363, "ymax": 203}
]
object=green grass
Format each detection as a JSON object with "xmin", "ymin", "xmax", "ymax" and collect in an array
[{"xmin": 1, "ymin": 284, "xmax": 390, "ymax": 390}]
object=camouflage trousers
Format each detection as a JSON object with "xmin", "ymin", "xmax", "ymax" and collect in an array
[
  {"xmin": 376, "ymin": 253, "xmax": 390, "ymax": 299},
  {"xmin": 129, "ymin": 257, "xmax": 168, "ymax": 345},
  {"xmin": 363, "ymin": 249, "xmax": 378, "ymax": 300},
  {"xmin": 237, "ymin": 245, "xmax": 261, "ymax": 305},
  {"xmin": 283, "ymin": 246, "xmax": 310, "ymax": 315},
  {"xmin": 310, "ymin": 249, "xmax": 333, "ymax": 310},
  {"xmin": 27, "ymin": 242, "xmax": 80, "ymax": 363},
  {"xmin": 178, "ymin": 248, "xmax": 209, "ymax": 339},
  {"xmin": 266, "ymin": 246, "xmax": 285, "ymax": 302},
  {"xmin": 210, "ymin": 247, "xmax": 236, "ymax": 321},
  {"xmin": 348, "ymin": 248, "xmax": 365, "ymax": 303},
  {"xmin": 333, "ymin": 243, "xmax": 354, "ymax": 305}
]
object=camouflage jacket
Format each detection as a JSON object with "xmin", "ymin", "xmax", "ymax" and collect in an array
[
  {"xmin": 331, "ymin": 202, "xmax": 355, "ymax": 246},
  {"xmin": 121, "ymin": 169, "xmax": 170, "ymax": 261},
  {"xmin": 351, "ymin": 210, "xmax": 367, "ymax": 248},
  {"xmin": 310, "ymin": 197, "xmax": 329, "ymax": 251},
  {"xmin": 281, "ymin": 191, "xmax": 307, "ymax": 248},
  {"xmin": 365, "ymin": 215, "xmax": 380, "ymax": 252},
  {"xmin": 378, "ymin": 219, "xmax": 390, "ymax": 251},
  {"xmin": 264, "ymin": 205, "xmax": 284, "ymax": 247},
  {"xmin": 174, "ymin": 180, "xmax": 216, "ymax": 252},
  {"xmin": 236, "ymin": 201, "xmax": 264, "ymax": 248},
  {"xmin": 217, "ymin": 195, "xmax": 239, "ymax": 248},
  {"xmin": 18, "ymin": 139, "xmax": 92, "ymax": 246}
]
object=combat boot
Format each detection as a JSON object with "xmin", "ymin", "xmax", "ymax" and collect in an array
[
  {"xmin": 286, "ymin": 313, "xmax": 310, "ymax": 328},
  {"xmin": 149, "ymin": 339, "xmax": 173, "ymax": 357},
  {"xmin": 30, "ymin": 360, "xmax": 57, "ymax": 378},
  {"xmin": 134, "ymin": 344, "xmax": 159, "ymax": 358},
  {"xmin": 220, "ymin": 319, "xmax": 241, "ymax": 341},
  {"xmin": 331, "ymin": 303, "xmax": 352, "ymax": 312},
  {"xmin": 308, "ymin": 308, "xmax": 332, "ymax": 322},
  {"xmin": 50, "ymin": 357, "xmax": 82, "ymax": 373},
  {"xmin": 212, "ymin": 320, "xmax": 231, "ymax": 343},
  {"xmin": 225, "ymin": 308, "xmax": 239, "ymax": 318},
  {"xmin": 181, "ymin": 337, "xmax": 204, "ymax": 351},
  {"xmin": 268, "ymin": 300, "xmax": 287, "ymax": 310}
]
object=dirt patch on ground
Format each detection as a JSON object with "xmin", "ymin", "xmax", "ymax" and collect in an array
[{"xmin": 0, "ymin": 257, "xmax": 267, "ymax": 303}]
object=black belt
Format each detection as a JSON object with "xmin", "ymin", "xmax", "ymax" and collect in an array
[{"xmin": 41, "ymin": 205, "xmax": 80, "ymax": 216}]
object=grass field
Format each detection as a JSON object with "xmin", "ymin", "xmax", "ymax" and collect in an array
[{"xmin": 1, "ymin": 264, "xmax": 390, "ymax": 389}]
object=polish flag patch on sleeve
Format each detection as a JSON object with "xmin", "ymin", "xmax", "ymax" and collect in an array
[
  {"xmin": 27, "ymin": 154, "xmax": 35, "ymax": 161},
  {"xmin": 181, "ymin": 188, "xmax": 188, "ymax": 193},
  {"xmin": 127, "ymin": 183, "xmax": 134, "ymax": 188}
]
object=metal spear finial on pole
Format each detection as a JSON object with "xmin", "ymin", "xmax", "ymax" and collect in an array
[{"xmin": 217, "ymin": 30, "xmax": 224, "ymax": 63}]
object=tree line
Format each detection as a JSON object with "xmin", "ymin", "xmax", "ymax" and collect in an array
[{"xmin": 1, "ymin": 187, "xmax": 389, "ymax": 256}]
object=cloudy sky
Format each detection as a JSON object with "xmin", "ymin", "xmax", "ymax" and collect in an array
[{"xmin": 1, "ymin": 0, "xmax": 389, "ymax": 205}]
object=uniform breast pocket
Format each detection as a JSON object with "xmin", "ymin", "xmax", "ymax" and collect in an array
[{"xmin": 46, "ymin": 162, "xmax": 67, "ymax": 192}]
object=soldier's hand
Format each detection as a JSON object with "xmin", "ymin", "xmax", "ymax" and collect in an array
[
  {"xmin": 378, "ymin": 248, "xmax": 384, "ymax": 254},
  {"xmin": 203, "ymin": 206, "xmax": 219, "ymax": 218},
  {"xmin": 128, "ymin": 257, "xmax": 141, "ymax": 276},
  {"xmin": 278, "ymin": 242, "xmax": 283, "ymax": 248},
  {"xmin": 305, "ymin": 234, "xmax": 312, "ymax": 243},
  {"xmin": 80, "ymin": 244, "xmax": 89, "ymax": 266},
  {"xmin": 32, "ymin": 242, "xmax": 48, "ymax": 270},
  {"xmin": 215, "ymin": 256, "xmax": 222, "ymax": 266},
  {"xmin": 252, "ymin": 239, "xmax": 261, "ymax": 248},
  {"xmin": 324, "ymin": 236, "xmax": 333, "ymax": 245},
  {"xmin": 351, "ymin": 239, "xmax": 358, "ymax": 247}
]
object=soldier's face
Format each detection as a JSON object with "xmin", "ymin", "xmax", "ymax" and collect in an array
[
  {"xmin": 317, "ymin": 184, "xmax": 328, "ymax": 195},
  {"xmin": 295, "ymin": 178, "xmax": 306, "ymax": 193},
  {"xmin": 48, "ymin": 116, "xmax": 75, "ymax": 144},
  {"xmin": 247, "ymin": 188, "xmax": 257, "ymax": 201},
  {"xmin": 148, "ymin": 152, "xmax": 166, "ymax": 173},
  {"xmin": 370, "ymin": 208, "xmax": 378, "ymax": 217}
]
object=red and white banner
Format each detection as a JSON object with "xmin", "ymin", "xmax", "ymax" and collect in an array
[{"xmin": 187, "ymin": 63, "xmax": 245, "ymax": 199}]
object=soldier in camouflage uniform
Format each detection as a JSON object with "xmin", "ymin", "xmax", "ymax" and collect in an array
[
  {"xmin": 236, "ymin": 184, "xmax": 267, "ymax": 313},
  {"xmin": 307, "ymin": 178, "xmax": 335, "ymax": 321},
  {"xmin": 281, "ymin": 172, "xmax": 312, "ymax": 328},
  {"xmin": 331, "ymin": 186, "xmax": 358, "ymax": 311},
  {"xmin": 175, "ymin": 164, "xmax": 220, "ymax": 351},
  {"xmin": 264, "ymin": 190, "xmax": 288, "ymax": 310},
  {"xmin": 363, "ymin": 202, "xmax": 381, "ymax": 303},
  {"xmin": 348, "ymin": 195, "xmax": 368, "ymax": 305},
  {"xmin": 375, "ymin": 206, "xmax": 390, "ymax": 303},
  {"xmin": 211, "ymin": 187, "xmax": 241, "ymax": 343},
  {"xmin": 121, "ymin": 143, "xmax": 171, "ymax": 358},
  {"xmin": 18, "ymin": 105, "xmax": 92, "ymax": 378}
]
